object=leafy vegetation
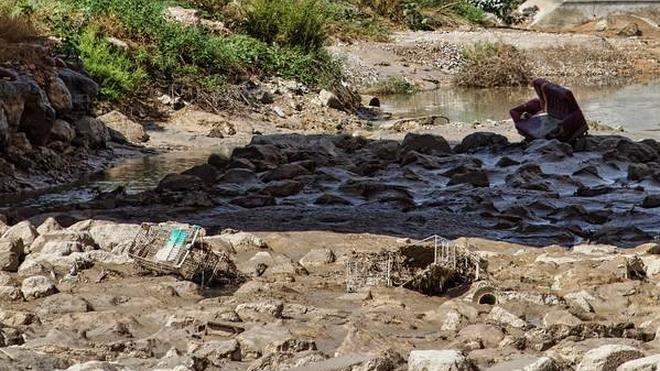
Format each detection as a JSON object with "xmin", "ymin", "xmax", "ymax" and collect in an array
[
  {"xmin": 468, "ymin": 0, "xmax": 524, "ymax": 24},
  {"xmin": 1, "ymin": 0, "xmax": 509, "ymax": 107},
  {"xmin": 0, "ymin": 0, "xmax": 342, "ymax": 107},
  {"xmin": 78, "ymin": 26, "xmax": 146, "ymax": 100},
  {"xmin": 243, "ymin": 0, "xmax": 326, "ymax": 51},
  {"xmin": 454, "ymin": 42, "xmax": 530, "ymax": 88},
  {"xmin": 363, "ymin": 76, "xmax": 418, "ymax": 95},
  {"xmin": 452, "ymin": 1, "xmax": 486, "ymax": 24}
]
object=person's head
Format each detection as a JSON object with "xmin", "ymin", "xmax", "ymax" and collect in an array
[{"xmin": 531, "ymin": 78, "xmax": 549, "ymax": 108}]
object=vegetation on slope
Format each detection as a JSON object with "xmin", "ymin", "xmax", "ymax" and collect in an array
[{"xmin": 1, "ymin": 0, "xmax": 521, "ymax": 107}]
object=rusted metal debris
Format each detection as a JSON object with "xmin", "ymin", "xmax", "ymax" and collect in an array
[
  {"xmin": 346, "ymin": 235, "xmax": 487, "ymax": 295},
  {"xmin": 128, "ymin": 223, "xmax": 239, "ymax": 286}
]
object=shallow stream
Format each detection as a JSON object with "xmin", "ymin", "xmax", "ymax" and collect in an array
[
  {"xmin": 382, "ymin": 80, "xmax": 660, "ymax": 132},
  {"xmin": 4, "ymin": 80, "xmax": 659, "ymax": 210}
]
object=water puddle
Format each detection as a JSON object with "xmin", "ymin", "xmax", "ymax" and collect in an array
[
  {"xmin": 382, "ymin": 80, "xmax": 660, "ymax": 132},
  {"xmin": 3, "ymin": 150, "xmax": 216, "ymax": 209}
]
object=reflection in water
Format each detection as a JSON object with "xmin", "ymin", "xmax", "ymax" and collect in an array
[
  {"xmin": 7, "ymin": 150, "xmax": 215, "ymax": 208},
  {"xmin": 382, "ymin": 80, "xmax": 660, "ymax": 132}
]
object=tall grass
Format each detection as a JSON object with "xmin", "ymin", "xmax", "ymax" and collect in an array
[
  {"xmin": 0, "ymin": 12, "xmax": 38, "ymax": 43},
  {"xmin": 363, "ymin": 76, "xmax": 417, "ymax": 95},
  {"xmin": 243, "ymin": 0, "xmax": 327, "ymax": 51}
]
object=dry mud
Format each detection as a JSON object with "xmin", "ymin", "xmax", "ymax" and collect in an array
[{"xmin": 0, "ymin": 220, "xmax": 659, "ymax": 371}]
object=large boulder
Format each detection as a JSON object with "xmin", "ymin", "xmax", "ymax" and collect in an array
[
  {"xmin": 487, "ymin": 306, "xmax": 527, "ymax": 329},
  {"xmin": 36, "ymin": 217, "xmax": 63, "ymax": 235},
  {"xmin": 46, "ymin": 76, "xmax": 73, "ymax": 115},
  {"xmin": 97, "ymin": 110, "xmax": 149, "ymax": 143},
  {"xmin": 73, "ymin": 117, "xmax": 110, "ymax": 148},
  {"xmin": 2, "ymin": 221, "xmax": 38, "ymax": 247},
  {"xmin": 49, "ymin": 119, "xmax": 76, "ymax": 144},
  {"xmin": 0, "ymin": 238, "xmax": 24, "ymax": 272},
  {"xmin": 408, "ymin": 350, "xmax": 474, "ymax": 371},
  {"xmin": 235, "ymin": 300, "xmax": 284, "ymax": 322},
  {"xmin": 576, "ymin": 344, "xmax": 644, "ymax": 371},
  {"xmin": 12, "ymin": 76, "xmax": 56, "ymax": 146},
  {"xmin": 617, "ymin": 354, "xmax": 660, "ymax": 371},
  {"xmin": 299, "ymin": 248, "xmax": 336, "ymax": 269},
  {"xmin": 57, "ymin": 68, "xmax": 99, "ymax": 117},
  {"xmin": 21, "ymin": 275, "xmax": 57, "ymax": 300},
  {"xmin": 68, "ymin": 220, "xmax": 141, "ymax": 252},
  {"xmin": 454, "ymin": 132, "xmax": 509, "ymax": 153},
  {"xmin": 401, "ymin": 133, "xmax": 451, "ymax": 155}
]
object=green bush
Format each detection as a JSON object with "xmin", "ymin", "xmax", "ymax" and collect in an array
[
  {"xmin": 243, "ymin": 0, "xmax": 327, "ymax": 51},
  {"xmin": 453, "ymin": 1, "xmax": 486, "ymax": 24},
  {"xmin": 363, "ymin": 76, "xmax": 417, "ymax": 95},
  {"xmin": 78, "ymin": 26, "xmax": 146, "ymax": 100}
]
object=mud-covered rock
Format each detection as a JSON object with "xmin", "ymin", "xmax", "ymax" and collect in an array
[
  {"xmin": 401, "ymin": 133, "xmax": 451, "ymax": 155},
  {"xmin": 299, "ymin": 248, "xmax": 336, "ymax": 268},
  {"xmin": 98, "ymin": 110, "xmax": 149, "ymax": 143},
  {"xmin": 408, "ymin": 349, "xmax": 474, "ymax": 371},
  {"xmin": 0, "ymin": 238, "xmax": 24, "ymax": 272},
  {"xmin": 575, "ymin": 344, "xmax": 643, "ymax": 371},
  {"xmin": 73, "ymin": 116, "xmax": 109, "ymax": 148},
  {"xmin": 454, "ymin": 132, "xmax": 509, "ymax": 153},
  {"xmin": 21, "ymin": 275, "xmax": 57, "ymax": 300}
]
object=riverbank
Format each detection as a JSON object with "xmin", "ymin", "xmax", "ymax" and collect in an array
[
  {"xmin": 0, "ymin": 219, "xmax": 658, "ymax": 370},
  {"xmin": 333, "ymin": 28, "xmax": 660, "ymax": 90}
]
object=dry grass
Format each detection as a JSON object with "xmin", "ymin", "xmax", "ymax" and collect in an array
[
  {"xmin": 0, "ymin": 13, "xmax": 39, "ymax": 43},
  {"xmin": 454, "ymin": 42, "xmax": 531, "ymax": 88}
]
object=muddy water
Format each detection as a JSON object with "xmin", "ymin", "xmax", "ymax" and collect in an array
[
  {"xmin": 6, "ymin": 81, "xmax": 659, "ymax": 210},
  {"xmin": 3, "ymin": 150, "xmax": 216, "ymax": 208},
  {"xmin": 382, "ymin": 80, "xmax": 660, "ymax": 132}
]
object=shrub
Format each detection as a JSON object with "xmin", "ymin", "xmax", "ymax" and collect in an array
[
  {"xmin": 78, "ymin": 26, "xmax": 146, "ymax": 100},
  {"xmin": 360, "ymin": 0, "xmax": 403, "ymax": 20},
  {"xmin": 363, "ymin": 76, "xmax": 417, "ymax": 95},
  {"xmin": 243, "ymin": 0, "xmax": 327, "ymax": 51},
  {"xmin": 453, "ymin": 1, "xmax": 486, "ymax": 24},
  {"xmin": 454, "ymin": 42, "xmax": 530, "ymax": 88},
  {"xmin": 468, "ymin": 0, "xmax": 523, "ymax": 24}
]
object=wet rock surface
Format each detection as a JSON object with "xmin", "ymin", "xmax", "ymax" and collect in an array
[
  {"xmin": 44, "ymin": 132, "xmax": 660, "ymax": 248},
  {"xmin": 0, "ymin": 47, "xmax": 140, "ymax": 199}
]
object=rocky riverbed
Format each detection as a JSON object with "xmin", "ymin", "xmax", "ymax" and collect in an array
[
  {"xmin": 0, "ymin": 217, "xmax": 659, "ymax": 370},
  {"xmin": 16, "ymin": 130, "xmax": 660, "ymax": 248}
]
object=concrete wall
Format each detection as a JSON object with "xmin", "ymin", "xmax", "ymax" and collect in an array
[{"xmin": 521, "ymin": 0, "xmax": 660, "ymax": 28}]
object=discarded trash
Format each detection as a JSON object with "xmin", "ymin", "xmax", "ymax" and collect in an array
[
  {"xmin": 346, "ymin": 235, "xmax": 486, "ymax": 295},
  {"xmin": 128, "ymin": 223, "xmax": 239, "ymax": 285},
  {"xmin": 510, "ymin": 78, "xmax": 588, "ymax": 142}
]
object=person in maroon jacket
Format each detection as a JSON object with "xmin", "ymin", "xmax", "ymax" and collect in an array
[{"xmin": 510, "ymin": 78, "xmax": 588, "ymax": 142}]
